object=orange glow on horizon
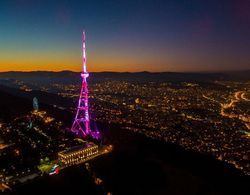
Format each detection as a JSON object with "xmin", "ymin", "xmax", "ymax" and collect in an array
[
  {"xmin": 0, "ymin": 63, "xmax": 173, "ymax": 72},
  {"xmin": 1, "ymin": 49, "xmax": 235, "ymax": 72},
  {"xmin": 0, "ymin": 63, "xmax": 82, "ymax": 72},
  {"xmin": 0, "ymin": 52, "xmax": 176, "ymax": 72}
]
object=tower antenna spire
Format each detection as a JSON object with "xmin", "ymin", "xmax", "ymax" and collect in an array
[{"xmin": 82, "ymin": 31, "xmax": 87, "ymax": 73}]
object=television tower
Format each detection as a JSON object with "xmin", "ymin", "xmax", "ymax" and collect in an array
[{"xmin": 71, "ymin": 31, "xmax": 99, "ymax": 139}]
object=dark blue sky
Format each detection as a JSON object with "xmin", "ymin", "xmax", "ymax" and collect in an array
[{"xmin": 0, "ymin": 0, "xmax": 249, "ymax": 72}]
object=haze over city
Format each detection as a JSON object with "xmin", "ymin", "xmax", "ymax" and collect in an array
[{"xmin": 0, "ymin": 0, "xmax": 250, "ymax": 72}]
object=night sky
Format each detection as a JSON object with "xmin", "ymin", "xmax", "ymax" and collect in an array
[{"xmin": 0, "ymin": 0, "xmax": 249, "ymax": 72}]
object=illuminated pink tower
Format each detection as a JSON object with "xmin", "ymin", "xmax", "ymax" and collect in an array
[{"xmin": 71, "ymin": 31, "xmax": 99, "ymax": 139}]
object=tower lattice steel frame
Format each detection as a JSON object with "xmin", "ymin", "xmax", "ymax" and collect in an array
[{"xmin": 71, "ymin": 31, "xmax": 99, "ymax": 139}]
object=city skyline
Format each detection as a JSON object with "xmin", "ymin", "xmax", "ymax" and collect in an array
[{"xmin": 0, "ymin": 0, "xmax": 250, "ymax": 72}]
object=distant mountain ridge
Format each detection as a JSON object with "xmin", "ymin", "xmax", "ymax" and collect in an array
[{"xmin": 0, "ymin": 70, "xmax": 249, "ymax": 84}]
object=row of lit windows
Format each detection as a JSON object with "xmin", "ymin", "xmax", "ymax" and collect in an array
[
  {"xmin": 60, "ymin": 151, "xmax": 98, "ymax": 165},
  {"xmin": 59, "ymin": 146, "xmax": 98, "ymax": 158},
  {"xmin": 59, "ymin": 149, "xmax": 98, "ymax": 160},
  {"xmin": 62, "ymin": 151, "xmax": 96, "ymax": 160},
  {"xmin": 61, "ymin": 148, "xmax": 98, "ymax": 159}
]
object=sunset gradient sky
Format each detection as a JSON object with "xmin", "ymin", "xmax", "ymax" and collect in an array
[{"xmin": 0, "ymin": 0, "xmax": 250, "ymax": 72}]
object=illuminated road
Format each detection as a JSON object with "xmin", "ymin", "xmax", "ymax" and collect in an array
[
  {"xmin": 220, "ymin": 91, "xmax": 250, "ymax": 130},
  {"xmin": 241, "ymin": 93, "xmax": 250, "ymax": 101},
  {"xmin": 0, "ymin": 183, "xmax": 11, "ymax": 192},
  {"xmin": 202, "ymin": 94, "xmax": 220, "ymax": 103},
  {"xmin": 203, "ymin": 91, "xmax": 250, "ymax": 130}
]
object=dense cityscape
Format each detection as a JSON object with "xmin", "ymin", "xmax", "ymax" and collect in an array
[
  {"xmin": 39, "ymin": 78, "xmax": 250, "ymax": 175},
  {"xmin": 0, "ymin": 72, "xmax": 249, "ymax": 183}
]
